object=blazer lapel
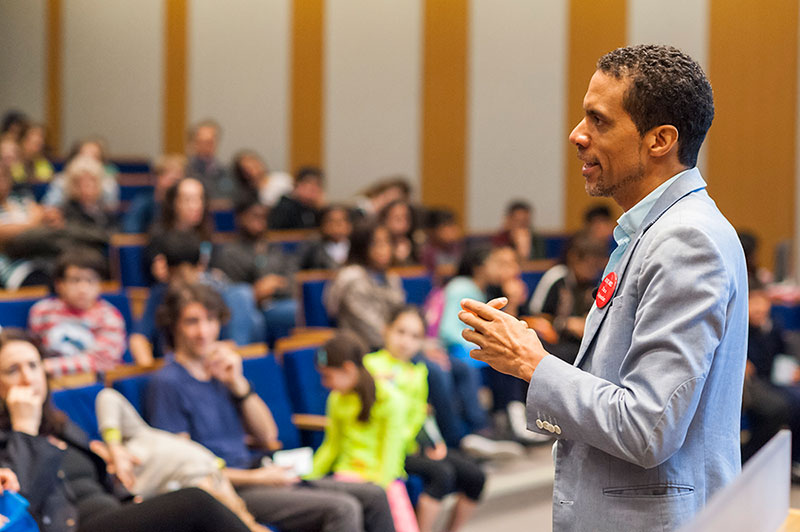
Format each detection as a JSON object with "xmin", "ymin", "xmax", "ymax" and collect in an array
[{"xmin": 572, "ymin": 168, "xmax": 708, "ymax": 369}]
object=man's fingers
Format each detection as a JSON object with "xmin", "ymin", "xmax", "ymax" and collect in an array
[
  {"xmin": 460, "ymin": 298, "xmax": 506, "ymax": 321},
  {"xmin": 458, "ymin": 310, "xmax": 487, "ymax": 334},
  {"xmin": 461, "ymin": 328, "xmax": 485, "ymax": 347},
  {"xmin": 487, "ymin": 297, "xmax": 508, "ymax": 310},
  {"xmin": 469, "ymin": 348, "xmax": 488, "ymax": 364}
]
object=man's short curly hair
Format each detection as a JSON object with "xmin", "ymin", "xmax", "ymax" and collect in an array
[{"xmin": 597, "ymin": 44, "xmax": 714, "ymax": 168}]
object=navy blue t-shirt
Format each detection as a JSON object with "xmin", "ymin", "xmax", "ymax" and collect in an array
[{"xmin": 145, "ymin": 361, "xmax": 253, "ymax": 468}]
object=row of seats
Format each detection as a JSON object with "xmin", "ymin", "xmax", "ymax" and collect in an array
[
  {"xmin": 109, "ymin": 230, "xmax": 570, "ymax": 288},
  {"xmin": 49, "ymin": 336, "xmax": 331, "ymax": 452}
]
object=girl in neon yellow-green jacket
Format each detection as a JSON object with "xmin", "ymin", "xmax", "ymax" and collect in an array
[
  {"xmin": 310, "ymin": 331, "xmax": 419, "ymax": 532},
  {"xmin": 364, "ymin": 306, "xmax": 486, "ymax": 532}
]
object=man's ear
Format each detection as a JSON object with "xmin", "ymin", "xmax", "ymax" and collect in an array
[{"xmin": 645, "ymin": 125, "xmax": 679, "ymax": 159}]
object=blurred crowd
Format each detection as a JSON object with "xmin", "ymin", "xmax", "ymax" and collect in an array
[{"xmin": 0, "ymin": 107, "xmax": 794, "ymax": 531}]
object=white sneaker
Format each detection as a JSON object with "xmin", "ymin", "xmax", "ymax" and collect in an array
[
  {"xmin": 508, "ymin": 401, "xmax": 552, "ymax": 444},
  {"xmin": 460, "ymin": 433, "xmax": 525, "ymax": 460}
]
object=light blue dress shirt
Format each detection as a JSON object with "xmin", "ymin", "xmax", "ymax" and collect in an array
[{"xmin": 601, "ymin": 169, "xmax": 691, "ymax": 279}]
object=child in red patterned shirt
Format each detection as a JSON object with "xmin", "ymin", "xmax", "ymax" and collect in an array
[{"xmin": 28, "ymin": 249, "xmax": 125, "ymax": 376}]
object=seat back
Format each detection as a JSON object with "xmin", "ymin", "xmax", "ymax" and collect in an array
[
  {"xmin": 242, "ymin": 354, "xmax": 301, "ymax": 450},
  {"xmin": 281, "ymin": 346, "xmax": 329, "ymax": 416},
  {"xmin": 51, "ymin": 383, "xmax": 104, "ymax": 440}
]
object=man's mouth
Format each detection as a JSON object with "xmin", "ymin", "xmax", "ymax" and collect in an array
[{"xmin": 581, "ymin": 159, "xmax": 600, "ymax": 177}]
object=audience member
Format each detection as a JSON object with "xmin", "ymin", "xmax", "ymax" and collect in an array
[
  {"xmin": 16, "ymin": 122, "xmax": 54, "ymax": 183},
  {"xmin": 28, "ymin": 249, "xmax": 125, "ymax": 376},
  {"xmin": 739, "ymin": 230, "xmax": 774, "ymax": 286},
  {"xmin": 380, "ymin": 199, "xmax": 418, "ymax": 266},
  {"xmin": 0, "ymin": 162, "xmax": 64, "ymax": 289},
  {"xmin": 131, "ymin": 231, "xmax": 263, "ymax": 364},
  {"xmin": 268, "ymin": 166, "xmax": 325, "ymax": 230},
  {"xmin": 420, "ymin": 208, "xmax": 463, "ymax": 282},
  {"xmin": 43, "ymin": 137, "xmax": 120, "ymax": 211},
  {"xmin": 146, "ymin": 282, "xmax": 394, "ymax": 532},
  {"xmin": 527, "ymin": 230, "xmax": 607, "ymax": 364},
  {"xmin": 145, "ymin": 177, "xmax": 213, "ymax": 284},
  {"xmin": 298, "ymin": 204, "xmax": 353, "ymax": 270},
  {"xmin": 365, "ymin": 306, "xmax": 485, "ymax": 532},
  {"xmin": 95, "ymin": 388, "xmax": 269, "ymax": 532},
  {"xmin": 742, "ymin": 280, "xmax": 793, "ymax": 462},
  {"xmin": 311, "ymin": 332, "xmax": 408, "ymax": 531},
  {"xmin": 325, "ymin": 222, "xmax": 405, "ymax": 350},
  {"xmin": 232, "ymin": 150, "xmax": 293, "ymax": 208},
  {"xmin": 61, "ymin": 155, "xmax": 116, "ymax": 242},
  {"xmin": 186, "ymin": 120, "xmax": 233, "ymax": 199},
  {"xmin": 434, "ymin": 246, "xmax": 527, "ymax": 453},
  {"xmin": 0, "ymin": 327, "xmax": 253, "ymax": 532},
  {"xmin": 583, "ymin": 204, "xmax": 615, "ymax": 243},
  {"xmin": 354, "ymin": 176, "xmax": 412, "ymax": 221},
  {"xmin": 122, "ymin": 154, "xmax": 186, "ymax": 233},
  {"xmin": 492, "ymin": 200, "xmax": 546, "ymax": 260},
  {"xmin": 0, "ymin": 111, "xmax": 28, "ymax": 140},
  {"xmin": 0, "ymin": 135, "xmax": 23, "ymax": 188},
  {"xmin": 212, "ymin": 199, "xmax": 298, "ymax": 345}
]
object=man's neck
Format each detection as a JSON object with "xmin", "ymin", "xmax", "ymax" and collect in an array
[
  {"xmin": 616, "ymin": 162, "xmax": 689, "ymax": 211},
  {"xmin": 174, "ymin": 349, "xmax": 211, "ymax": 381}
]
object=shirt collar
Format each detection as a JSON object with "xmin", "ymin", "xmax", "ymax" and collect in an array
[{"xmin": 613, "ymin": 168, "xmax": 692, "ymax": 244}]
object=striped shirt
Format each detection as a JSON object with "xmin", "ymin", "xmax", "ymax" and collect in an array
[{"xmin": 28, "ymin": 297, "xmax": 126, "ymax": 377}]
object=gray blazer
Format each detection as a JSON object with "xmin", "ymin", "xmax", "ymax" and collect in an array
[{"xmin": 526, "ymin": 169, "xmax": 748, "ymax": 531}]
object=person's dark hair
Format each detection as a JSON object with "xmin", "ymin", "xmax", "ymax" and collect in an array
[
  {"xmin": 159, "ymin": 230, "xmax": 203, "ymax": 268},
  {"xmin": 456, "ymin": 245, "xmax": 491, "ymax": 278},
  {"xmin": 378, "ymin": 199, "xmax": 415, "ymax": 236},
  {"xmin": 318, "ymin": 331, "xmax": 375, "ymax": 422},
  {"xmin": 425, "ymin": 208, "xmax": 456, "ymax": 230},
  {"xmin": 596, "ymin": 44, "xmax": 714, "ymax": 168},
  {"xmin": 0, "ymin": 328, "xmax": 67, "ymax": 436},
  {"xmin": 64, "ymin": 137, "xmax": 109, "ymax": 165},
  {"xmin": 54, "ymin": 248, "xmax": 107, "ymax": 280},
  {"xmin": 387, "ymin": 304, "xmax": 427, "ymax": 332},
  {"xmin": 0, "ymin": 111, "xmax": 29, "ymax": 138},
  {"xmin": 748, "ymin": 275, "xmax": 766, "ymax": 293},
  {"xmin": 320, "ymin": 203, "xmax": 352, "ymax": 224},
  {"xmin": 234, "ymin": 196, "xmax": 263, "ymax": 217},
  {"xmin": 738, "ymin": 230, "xmax": 758, "ymax": 276},
  {"xmin": 506, "ymin": 200, "xmax": 531, "ymax": 216},
  {"xmin": 232, "ymin": 150, "xmax": 266, "ymax": 189},
  {"xmin": 158, "ymin": 177, "xmax": 213, "ymax": 239},
  {"xmin": 347, "ymin": 221, "xmax": 385, "ymax": 268},
  {"xmin": 295, "ymin": 166, "xmax": 324, "ymax": 186},
  {"xmin": 563, "ymin": 230, "xmax": 608, "ymax": 265},
  {"xmin": 362, "ymin": 176, "xmax": 412, "ymax": 200},
  {"xmin": 583, "ymin": 204, "xmax": 612, "ymax": 224},
  {"xmin": 156, "ymin": 282, "xmax": 230, "ymax": 349}
]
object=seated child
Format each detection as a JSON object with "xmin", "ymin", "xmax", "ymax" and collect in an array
[
  {"xmin": 310, "ymin": 331, "xmax": 417, "ymax": 532},
  {"xmin": 365, "ymin": 306, "xmax": 485, "ymax": 532},
  {"xmin": 95, "ymin": 388, "xmax": 268, "ymax": 532},
  {"xmin": 28, "ymin": 249, "xmax": 125, "ymax": 376}
]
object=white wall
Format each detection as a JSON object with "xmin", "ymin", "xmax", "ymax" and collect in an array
[
  {"xmin": 188, "ymin": 0, "xmax": 290, "ymax": 169},
  {"xmin": 63, "ymin": 0, "xmax": 162, "ymax": 157},
  {"xmin": 0, "ymin": 0, "xmax": 46, "ymax": 123},
  {"xmin": 324, "ymin": 0, "xmax": 422, "ymax": 202},
  {"xmin": 467, "ymin": 0, "xmax": 568, "ymax": 231},
  {"xmin": 627, "ymin": 0, "xmax": 710, "ymax": 172}
]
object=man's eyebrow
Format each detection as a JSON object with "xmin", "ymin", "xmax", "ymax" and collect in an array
[{"xmin": 586, "ymin": 108, "xmax": 609, "ymax": 121}]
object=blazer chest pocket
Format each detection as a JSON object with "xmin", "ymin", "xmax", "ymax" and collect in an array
[{"xmin": 603, "ymin": 483, "xmax": 695, "ymax": 499}]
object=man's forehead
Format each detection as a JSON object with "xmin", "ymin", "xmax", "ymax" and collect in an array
[{"xmin": 582, "ymin": 70, "xmax": 629, "ymax": 111}]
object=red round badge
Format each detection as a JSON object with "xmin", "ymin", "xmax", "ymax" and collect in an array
[{"xmin": 595, "ymin": 272, "xmax": 617, "ymax": 309}]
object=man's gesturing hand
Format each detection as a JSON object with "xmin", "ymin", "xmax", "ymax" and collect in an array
[{"xmin": 458, "ymin": 297, "xmax": 550, "ymax": 382}]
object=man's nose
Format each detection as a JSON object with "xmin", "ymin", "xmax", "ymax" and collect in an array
[{"xmin": 569, "ymin": 119, "xmax": 589, "ymax": 147}]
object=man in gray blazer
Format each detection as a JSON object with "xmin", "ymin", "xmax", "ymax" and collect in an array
[{"xmin": 459, "ymin": 45, "xmax": 747, "ymax": 531}]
